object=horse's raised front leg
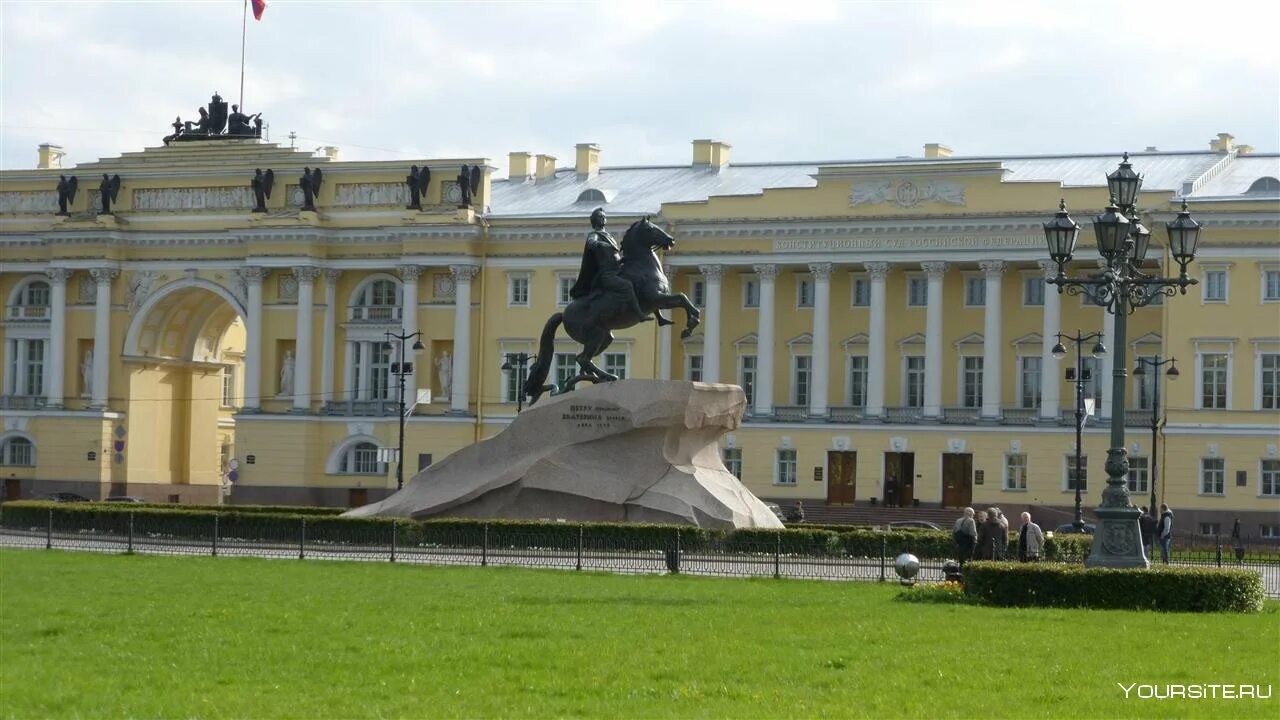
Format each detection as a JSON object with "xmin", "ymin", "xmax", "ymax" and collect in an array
[{"xmin": 653, "ymin": 292, "xmax": 701, "ymax": 339}]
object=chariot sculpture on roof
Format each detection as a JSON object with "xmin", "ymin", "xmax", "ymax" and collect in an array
[{"xmin": 164, "ymin": 92, "xmax": 267, "ymax": 145}]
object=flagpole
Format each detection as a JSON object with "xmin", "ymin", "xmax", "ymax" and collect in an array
[{"xmin": 239, "ymin": 0, "xmax": 248, "ymax": 109}]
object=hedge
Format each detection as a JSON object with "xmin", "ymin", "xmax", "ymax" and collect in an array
[
  {"xmin": 725, "ymin": 528, "xmax": 842, "ymax": 556},
  {"xmin": 962, "ymin": 561, "xmax": 1265, "ymax": 613}
]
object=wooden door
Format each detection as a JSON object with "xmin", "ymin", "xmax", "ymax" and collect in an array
[
  {"xmin": 900, "ymin": 453, "xmax": 915, "ymax": 507},
  {"xmin": 348, "ymin": 488, "xmax": 369, "ymax": 508},
  {"xmin": 883, "ymin": 453, "xmax": 901, "ymax": 507},
  {"xmin": 3, "ymin": 478, "xmax": 20, "ymax": 501},
  {"xmin": 941, "ymin": 453, "xmax": 973, "ymax": 508},
  {"xmin": 826, "ymin": 451, "xmax": 856, "ymax": 504}
]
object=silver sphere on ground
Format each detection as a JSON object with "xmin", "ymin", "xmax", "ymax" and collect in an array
[{"xmin": 895, "ymin": 552, "xmax": 920, "ymax": 586}]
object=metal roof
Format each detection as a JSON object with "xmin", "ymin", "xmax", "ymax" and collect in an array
[{"xmin": 1185, "ymin": 155, "xmax": 1280, "ymax": 198}]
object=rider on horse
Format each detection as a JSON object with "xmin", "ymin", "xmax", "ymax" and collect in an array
[{"xmin": 571, "ymin": 208, "xmax": 672, "ymax": 326}]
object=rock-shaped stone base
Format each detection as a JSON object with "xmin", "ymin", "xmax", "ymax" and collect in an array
[{"xmin": 344, "ymin": 380, "xmax": 783, "ymax": 529}]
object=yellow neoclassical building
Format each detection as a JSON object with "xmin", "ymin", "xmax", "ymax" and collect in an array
[{"xmin": 1, "ymin": 129, "xmax": 1278, "ymax": 535}]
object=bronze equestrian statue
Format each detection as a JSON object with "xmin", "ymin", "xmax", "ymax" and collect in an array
[{"xmin": 523, "ymin": 210, "xmax": 700, "ymax": 405}]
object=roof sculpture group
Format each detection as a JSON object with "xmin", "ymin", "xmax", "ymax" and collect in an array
[{"xmin": 164, "ymin": 92, "xmax": 265, "ymax": 144}]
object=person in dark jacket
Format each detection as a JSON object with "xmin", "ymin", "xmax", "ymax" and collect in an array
[
  {"xmin": 1138, "ymin": 506, "xmax": 1157, "ymax": 554},
  {"xmin": 973, "ymin": 508, "xmax": 1002, "ymax": 561},
  {"xmin": 952, "ymin": 507, "xmax": 978, "ymax": 566},
  {"xmin": 1155, "ymin": 504, "xmax": 1174, "ymax": 564}
]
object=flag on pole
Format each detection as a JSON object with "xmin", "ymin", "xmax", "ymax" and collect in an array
[{"xmin": 251, "ymin": 0, "xmax": 267, "ymax": 20}]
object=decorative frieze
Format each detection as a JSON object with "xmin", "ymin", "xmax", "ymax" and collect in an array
[
  {"xmin": 278, "ymin": 274, "xmax": 298, "ymax": 302},
  {"xmin": 132, "ymin": 187, "xmax": 253, "ymax": 211},
  {"xmin": 335, "ymin": 183, "xmax": 409, "ymax": 207},
  {"xmin": 0, "ymin": 191, "xmax": 57, "ymax": 214},
  {"xmin": 849, "ymin": 179, "xmax": 966, "ymax": 207},
  {"xmin": 864, "ymin": 261, "xmax": 891, "ymax": 280},
  {"xmin": 774, "ymin": 235, "xmax": 1041, "ymax": 252},
  {"xmin": 127, "ymin": 271, "xmax": 161, "ymax": 316},
  {"xmin": 433, "ymin": 272, "xmax": 456, "ymax": 299}
]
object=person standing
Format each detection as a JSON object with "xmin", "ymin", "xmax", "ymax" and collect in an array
[
  {"xmin": 974, "ymin": 508, "xmax": 1002, "ymax": 562},
  {"xmin": 994, "ymin": 508, "xmax": 1010, "ymax": 560},
  {"xmin": 1017, "ymin": 512, "xmax": 1044, "ymax": 562},
  {"xmin": 952, "ymin": 507, "xmax": 978, "ymax": 566},
  {"xmin": 1138, "ymin": 506, "xmax": 1157, "ymax": 556},
  {"xmin": 1156, "ymin": 504, "xmax": 1174, "ymax": 564}
]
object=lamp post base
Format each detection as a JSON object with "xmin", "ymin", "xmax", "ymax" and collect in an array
[{"xmin": 1085, "ymin": 505, "xmax": 1150, "ymax": 568}]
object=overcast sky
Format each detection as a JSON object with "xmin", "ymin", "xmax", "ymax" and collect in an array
[{"xmin": 2, "ymin": 0, "xmax": 1277, "ymax": 174}]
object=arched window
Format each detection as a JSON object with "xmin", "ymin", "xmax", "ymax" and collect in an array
[
  {"xmin": 340, "ymin": 442, "xmax": 381, "ymax": 474},
  {"xmin": 0, "ymin": 436, "xmax": 35, "ymax": 466},
  {"xmin": 349, "ymin": 277, "xmax": 402, "ymax": 322},
  {"xmin": 1246, "ymin": 177, "xmax": 1280, "ymax": 194},
  {"xmin": 18, "ymin": 281, "xmax": 50, "ymax": 307},
  {"xmin": 576, "ymin": 188, "xmax": 609, "ymax": 204},
  {"xmin": 8, "ymin": 277, "xmax": 51, "ymax": 321}
]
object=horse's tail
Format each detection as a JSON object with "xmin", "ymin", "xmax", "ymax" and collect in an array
[{"xmin": 523, "ymin": 312, "xmax": 563, "ymax": 406}]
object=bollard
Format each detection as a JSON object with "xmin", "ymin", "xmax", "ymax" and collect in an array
[
  {"xmin": 481, "ymin": 523, "xmax": 488, "ymax": 567},
  {"xmin": 879, "ymin": 536, "xmax": 887, "ymax": 582},
  {"xmin": 46, "ymin": 508, "xmax": 53, "ymax": 550},
  {"xmin": 127, "ymin": 512, "xmax": 134, "ymax": 553},
  {"xmin": 576, "ymin": 525, "xmax": 583, "ymax": 571},
  {"xmin": 212, "ymin": 514, "xmax": 219, "ymax": 557},
  {"xmin": 299, "ymin": 518, "xmax": 306, "ymax": 560},
  {"xmin": 773, "ymin": 532, "xmax": 781, "ymax": 579},
  {"xmin": 390, "ymin": 521, "xmax": 397, "ymax": 563}
]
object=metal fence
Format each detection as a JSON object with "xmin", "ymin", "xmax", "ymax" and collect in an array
[{"xmin": 2, "ymin": 509, "xmax": 1275, "ymax": 596}]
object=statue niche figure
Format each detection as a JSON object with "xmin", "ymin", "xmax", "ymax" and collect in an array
[
  {"xmin": 406, "ymin": 165, "xmax": 430, "ymax": 210},
  {"xmin": 81, "ymin": 350, "xmax": 93, "ymax": 397},
  {"xmin": 279, "ymin": 350, "xmax": 295, "ymax": 396},
  {"xmin": 56, "ymin": 175, "xmax": 78, "ymax": 215},
  {"xmin": 436, "ymin": 351, "xmax": 453, "ymax": 400},
  {"xmin": 251, "ymin": 168, "xmax": 275, "ymax": 213},
  {"xmin": 456, "ymin": 164, "xmax": 481, "ymax": 208},
  {"xmin": 299, "ymin": 167, "xmax": 323, "ymax": 211},
  {"xmin": 98, "ymin": 174, "xmax": 121, "ymax": 215},
  {"xmin": 522, "ymin": 210, "xmax": 700, "ymax": 406}
]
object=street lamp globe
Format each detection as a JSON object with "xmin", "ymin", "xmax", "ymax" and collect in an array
[
  {"xmin": 1132, "ymin": 361, "xmax": 1146, "ymax": 376},
  {"xmin": 1166, "ymin": 363, "xmax": 1180, "ymax": 378},
  {"xmin": 1090, "ymin": 340, "xmax": 1107, "ymax": 359},
  {"xmin": 1051, "ymin": 342, "xmax": 1067, "ymax": 360},
  {"xmin": 1106, "ymin": 152, "xmax": 1144, "ymax": 210},
  {"xmin": 411, "ymin": 339, "xmax": 425, "ymax": 352},
  {"xmin": 1043, "ymin": 199, "xmax": 1081, "ymax": 268},
  {"xmin": 1092, "ymin": 197, "xmax": 1131, "ymax": 261},
  {"xmin": 1166, "ymin": 200, "xmax": 1204, "ymax": 268}
]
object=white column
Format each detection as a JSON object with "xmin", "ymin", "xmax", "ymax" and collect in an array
[
  {"xmin": 342, "ymin": 341, "xmax": 355, "ymax": 402},
  {"xmin": 359, "ymin": 341, "xmax": 372, "ymax": 400},
  {"xmin": 321, "ymin": 269, "xmax": 341, "ymax": 404},
  {"xmin": 89, "ymin": 267, "xmax": 118, "ymax": 408},
  {"xmin": 699, "ymin": 264, "xmax": 724, "ymax": 383},
  {"xmin": 753, "ymin": 264, "xmax": 778, "ymax": 416},
  {"xmin": 45, "ymin": 268, "xmax": 72, "ymax": 407},
  {"xmin": 921, "ymin": 261, "xmax": 949, "ymax": 418},
  {"xmin": 808, "ymin": 262, "xmax": 833, "ymax": 418},
  {"xmin": 979, "ymin": 260, "xmax": 1005, "ymax": 420},
  {"xmin": 449, "ymin": 264, "xmax": 480, "ymax": 413},
  {"xmin": 292, "ymin": 267, "xmax": 320, "ymax": 412},
  {"xmin": 398, "ymin": 265, "xmax": 422, "ymax": 402},
  {"xmin": 241, "ymin": 267, "xmax": 266, "ymax": 410},
  {"xmin": 1038, "ymin": 260, "xmax": 1061, "ymax": 420},
  {"xmin": 1100, "ymin": 295, "xmax": 1116, "ymax": 420},
  {"xmin": 658, "ymin": 264, "xmax": 673, "ymax": 380},
  {"xmin": 865, "ymin": 262, "xmax": 890, "ymax": 418}
]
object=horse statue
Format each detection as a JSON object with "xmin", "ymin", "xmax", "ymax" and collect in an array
[{"xmin": 522, "ymin": 216, "xmax": 700, "ymax": 405}]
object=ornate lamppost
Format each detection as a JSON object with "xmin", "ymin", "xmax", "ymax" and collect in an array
[
  {"xmin": 1041, "ymin": 154, "xmax": 1203, "ymax": 568},
  {"xmin": 386, "ymin": 330, "xmax": 426, "ymax": 490},
  {"xmin": 1133, "ymin": 355, "xmax": 1179, "ymax": 514},
  {"xmin": 1051, "ymin": 331, "xmax": 1107, "ymax": 532}
]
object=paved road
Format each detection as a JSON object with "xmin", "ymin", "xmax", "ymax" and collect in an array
[{"xmin": 3, "ymin": 530, "xmax": 1275, "ymax": 597}]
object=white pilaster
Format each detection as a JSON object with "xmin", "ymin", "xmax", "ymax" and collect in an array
[
  {"xmin": 292, "ymin": 267, "xmax": 320, "ymax": 411},
  {"xmin": 89, "ymin": 267, "xmax": 118, "ymax": 408},
  {"xmin": 808, "ymin": 262, "xmax": 833, "ymax": 418},
  {"xmin": 398, "ymin": 265, "xmax": 422, "ymax": 401},
  {"xmin": 45, "ymin": 268, "xmax": 72, "ymax": 407},
  {"xmin": 359, "ymin": 341, "xmax": 372, "ymax": 400},
  {"xmin": 1038, "ymin": 260, "xmax": 1061, "ymax": 420},
  {"xmin": 921, "ymin": 261, "xmax": 949, "ymax": 418},
  {"xmin": 979, "ymin": 260, "xmax": 1005, "ymax": 420},
  {"xmin": 865, "ymin": 262, "xmax": 890, "ymax": 418},
  {"xmin": 449, "ymin": 264, "xmax": 480, "ymax": 413},
  {"xmin": 658, "ymin": 264, "xmax": 673, "ymax": 381},
  {"xmin": 699, "ymin": 264, "xmax": 724, "ymax": 383},
  {"xmin": 321, "ymin": 269, "xmax": 341, "ymax": 404},
  {"xmin": 241, "ymin": 267, "xmax": 266, "ymax": 410},
  {"xmin": 753, "ymin": 264, "xmax": 778, "ymax": 416}
]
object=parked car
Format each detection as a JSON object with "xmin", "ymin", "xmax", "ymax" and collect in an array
[
  {"xmin": 888, "ymin": 520, "xmax": 942, "ymax": 531},
  {"xmin": 46, "ymin": 492, "xmax": 91, "ymax": 503},
  {"xmin": 104, "ymin": 496, "xmax": 145, "ymax": 503},
  {"xmin": 1053, "ymin": 522, "xmax": 1096, "ymax": 535}
]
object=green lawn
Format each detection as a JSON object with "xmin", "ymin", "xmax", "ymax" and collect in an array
[{"xmin": 2, "ymin": 550, "xmax": 1277, "ymax": 719}]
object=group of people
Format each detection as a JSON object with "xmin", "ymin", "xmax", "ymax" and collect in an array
[
  {"xmin": 952, "ymin": 507, "xmax": 1045, "ymax": 564},
  {"xmin": 1139, "ymin": 504, "xmax": 1175, "ymax": 563}
]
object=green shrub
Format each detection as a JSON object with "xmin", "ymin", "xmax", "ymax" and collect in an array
[
  {"xmin": 896, "ymin": 580, "xmax": 972, "ymax": 604},
  {"xmin": 722, "ymin": 528, "xmax": 841, "ymax": 556},
  {"xmin": 963, "ymin": 561, "xmax": 1265, "ymax": 613}
]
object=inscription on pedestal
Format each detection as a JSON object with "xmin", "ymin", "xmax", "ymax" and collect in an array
[{"xmin": 561, "ymin": 403, "xmax": 626, "ymax": 431}]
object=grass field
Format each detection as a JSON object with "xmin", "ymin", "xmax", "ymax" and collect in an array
[{"xmin": 2, "ymin": 549, "xmax": 1277, "ymax": 719}]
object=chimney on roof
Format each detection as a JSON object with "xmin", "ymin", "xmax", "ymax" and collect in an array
[
  {"xmin": 924, "ymin": 143, "xmax": 952, "ymax": 159},
  {"xmin": 575, "ymin": 143, "xmax": 600, "ymax": 178},
  {"xmin": 1209, "ymin": 133, "xmax": 1235, "ymax": 152},
  {"xmin": 37, "ymin": 143, "xmax": 65, "ymax": 169},
  {"xmin": 321, "ymin": 145, "xmax": 340, "ymax": 160},
  {"xmin": 692, "ymin": 139, "xmax": 731, "ymax": 168},
  {"xmin": 509, "ymin": 151, "xmax": 533, "ymax": 179},
  {"xmin": 535, "ymin": 154, "xmax": 557, "ymax": 180},
  {"xmin": 1237, "ymin": 144, "xmax": 1254, "ymax": 155},
  {"xmin": 1145, "ymin": 146, "xmax": 1158, "ymax": 152}
]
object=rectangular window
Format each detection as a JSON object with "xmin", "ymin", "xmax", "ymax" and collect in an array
[
  {"xmin": 1081, "ymin": 357, "xmax": 1103, "ymax": 407},
  {"xmin": 8, "ymin": 439, "xmax": 33, "ymax": 466},
  {"xmin": 907, "ymin": 277, "xmax": 928, "ymax": 307},
  {"xmin": 1198, "ymin": 522, "xmax": 1222, "ymax": 537},
  {"xmin": 1204, "ymin": 270, "xmax": 1227, "ymax": 302},
  {"xmin": 603, "ymin": 352, "xmax": 628, "ymax": 380},
  {"xmin": 368, "ymin": 342, "xmax": 392, "ymax": 400},
  {"xmin": 1019, "ymin": 356, "xmax": 1042, "ymax": 409},
  {"xmin": 1023, "ymin": 275, "xmax": 1045, "ymax": 306},
  {"xmin": 352, "ymin": 445, "xmax": 380, "ymax": 474},
  {"xmin": 1065, "ymin": 455, "xmax": 1087, "ymax": 492},
  {"xmin": 961, "ymin": 356, "xmax": 983, "ymax": 408},
  {"xmin": 1135, "ymin": 355, "xmax": 1156, "ymax": 410},
  {"xmin": 739, "ymin": 355, "xmax": 756, "ymax": 407},
  {"xmin": 222, "ymin": 367, "xmax": 236, "ymax": 407},
  {"xmin": 508, "ymin": 275, "xmax": 530, "ymax": 306},
  {"xmin": 964, "ymin": 276, "xmax": 986, "ymax": 307},
  {"xmin": 1004, "ymin": 454, "xmax": 1028, "ymax": 490},
  {"xmin": 503, "ymin": 356, "xmax": 530, "ymax": 403},
  {"xmin": 686, "ymin": 354, "xmax": 703, "ymax": 382},
  {"xmin": 851, "ymin": 277, "xmax": 870, "ymax": 307},
  {"xmin": 23, "ymin": 339, "xmax": 45, "ymax": 397},
  {"xmin": 557, "ymin": 276, "xmax": 574, "ymax": 306},
  {"xmin": 775, "ymin": 449, "xmax": 797, "ymax": 485},
  {"xmin": 848, "ymin": 355, "xmax": 868, "ymax": 407},
  {"xmin": 1262, "ymin": 459, "xmax": 1280, "ymax": 497},
  {"xmin": 1200, "ymin": 457, "xmax": 1225, "ymax": 495},
  {"xmin": 1261, "ymin": 524, "xmax": 1280, "ymax": 539},
  {"xmin": 1261, "ymin": 353, "xmax": 1279, "ymax": 410},
  {"xmin": 905, "ymin": 356, "xmax": 925, "ymax": 408},
  {"xmin": 1127, "ymin": 456, "xmax": 1149, "ymax": 494},
  {"xmin": 1200, "ymin": 353, "xmax": 1228, "ymax": 409},
  {"xmin": 554, "ymin": 353, "xmax": 577, "ymax": 389},
  {"xmin": 1264, "ymin": 269, "xmax": 1280, "ymax": 301},
  {"xmin": 691, "ymin": 279, "xmax": 706, "ymax": 308},
  {"xmin": 797, "ymin": 278, "xmax": 814, "ymax": 308},
  {"xmin": 792, "ymin": 355, "xmax": 811, "ymax": 405},
  {"xmin": 723, "ymin": 447, "xmax": 742, "ymax": 479},
  {"xmin": 742, "ymin": 277, "xmax": 759, "ymax": 308}
]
